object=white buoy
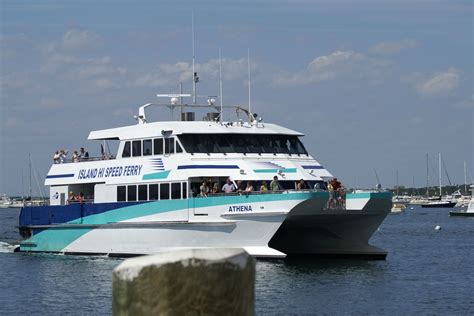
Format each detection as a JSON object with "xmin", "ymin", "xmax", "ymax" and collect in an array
[{"xmin": 435, "ymin": 225, "xmax": 441, "ymax": 230}]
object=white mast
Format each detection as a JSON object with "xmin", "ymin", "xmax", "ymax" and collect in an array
[
  {"xmin": 192, "ymin": 12, "xmax": 197, "ymax": 104},
  {"xmin": 464, "ymin": 160, "xmax": 467, "ymax": 194},
  {"xmin": 439, "ymin": 152, "xmax": 442, "ymax": 196},
  {"xmin": 219, "ymin": 48, "xmax": 223, "ymax": 122},
  {"xmin": 247, "ymin": 48, "xmax": 251, "ymax": 116}
]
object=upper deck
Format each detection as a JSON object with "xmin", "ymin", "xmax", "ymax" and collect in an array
[{"xmin": 88, "ymin": 120, "xmax": 303, "ymax": 141}]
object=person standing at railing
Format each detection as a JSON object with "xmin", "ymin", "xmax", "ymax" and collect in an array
[
  {"xmin": 199, "ymin": 181, "xmax": 209, "ymax": 197},
  {"xmin": 53, "ymin": 151, "xmax": 60, "ymax": 164},
  {"xmin": 72, "ymin": 151, "xmax": 80, "ymax": 162},
  {"xmin": 260, "ymin": 181, "xmax": 268, "ymax": 192},
  {"xmin": 222, "ymin": 178, "xmax": 235, "ymax": 193},
  {"xmin": 328, "ymin": 181, "xmax": 335, "ymax": 208},
  {"xmin": 244, "ymin": 181, "xmax": 254, "ymax": 192},
  {"xmin": 297, "ymin": 179, "xmax": 305, "ymax": 190},
  {"xmin": 79, "ymin": 147, "xmax": 89, "ymax": 161},
  {"xmin": 270, "ymin": 176, "xmax": 279, "ymax": 191},
  {"xmin": 212, "ymin": 183, "xmax": 220, "ymax": 194}
]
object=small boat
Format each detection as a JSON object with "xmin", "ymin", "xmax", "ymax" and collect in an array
[
  {"xmin": 450, "ymin": 185, "xmax": 474, "ymax": 217},
  {"xmin": 391, "ymin": 203, "xmax": 406, "ymax": 214},
  {"xmin": 0, "ymin": 195, "xmax": 12, "ymax": 208}
]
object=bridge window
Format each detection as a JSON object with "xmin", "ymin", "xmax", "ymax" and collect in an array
[
  {"xmin": 127, "ymin": 185, "xmax": 137, "ymax": 201},
  {"xmin": 178, "ymin": 134, "xmax": 308, "ymax": 155},
  {"xmin": 160, "ymin": 183, "xmax": 170, "ymax": 200},
  {"xmin": 117, "ymin": 186, "xmax": 126, "ymax": 201},
  {"xmin": 154, "ymin": 138, "xmax": 163, "ymax": 155},
  {"xmin": 143, "ymin": 139, "xmax": 152, "ymax": 156},
  {"xmin": 122, "ymin": 141, "xmax": 131, "ymax": 158},
  {"xmin": 165, "ymin": 137, "xmax": 174, "ymax": 154},
  {"xmin": 138, "ymin": 184, "xmax": 148, "ymax": 201},
  {"xmin": 132, "ymin": 140, "xmax": 142, "ymax": 157},
  {"xmin": 176, "ymin": 140, "xmax": 183, "ymax": 153}
]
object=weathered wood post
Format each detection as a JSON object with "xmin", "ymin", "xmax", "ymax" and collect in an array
[{"xmin": 112, "ymin": 248, "xmax": 255, "ymax": 315}]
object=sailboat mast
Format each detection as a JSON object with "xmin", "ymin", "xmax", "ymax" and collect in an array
[
  {"xmin": 29, "ymin": 153, "xmax": 32, "ymax": 199},
  {"xmin": 426, "ymin": 153, "xmax": 429, "ymax": 196},
  {"xmin": 438, "ymin": 152, "xmax": 442, "ymax": 196},
  {"xmin": 464, "ymin": 161, "xmax": 467, "ymax": 194},
  {"xmin": 396, "ymin": 170, "xmax": 399, "ymax": 196}
]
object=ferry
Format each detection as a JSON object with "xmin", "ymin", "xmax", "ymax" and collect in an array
[{"xmin": 17, "ymin": 95, "xmax": 391, "ymax": 259}]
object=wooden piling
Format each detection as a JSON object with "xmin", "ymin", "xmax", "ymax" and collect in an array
[{"xmin": 112, "ymin": 248, "xmax": 255, "ymax": 315}]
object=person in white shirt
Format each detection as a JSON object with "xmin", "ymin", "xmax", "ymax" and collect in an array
[{"xmin": 221, "ymin": 178, "xmax": 235, "ymax": 193}]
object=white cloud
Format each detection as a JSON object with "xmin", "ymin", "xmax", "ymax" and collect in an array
[
  {"xmin": 62, "ymin": 29, "xmax": 101, "ymax": 51},
  {"xmin": 370, "ymin": 39, "xmax": 417, "ymax": 55},
  {"xmin": 272, "ymin": 50, "xmax": 376, "ymax": 87},
  {"xmin": 134, "ymin": 58, "xmax": 254, "ymax": 88},
  {"xmin": 415, "ymin": 68, "xmax": 460, "ymax": 97}
]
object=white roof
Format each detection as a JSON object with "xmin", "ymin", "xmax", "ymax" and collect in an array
[{"xmin": 88, "ymin": 121, "xmax": 303, "ymax": 141}]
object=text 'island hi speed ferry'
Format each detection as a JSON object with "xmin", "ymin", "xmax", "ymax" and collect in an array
[{"xmin": 18, "ymin": 97, "xmax": 391, "ymax": 259}]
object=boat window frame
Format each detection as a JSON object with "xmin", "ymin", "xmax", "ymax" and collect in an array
[
  {"xmin": 122, "ymin": 141, "xmax": 131, "ymax": 158},
  {"xmin": 143, "ymin": 139, "xmax": 152, "ymax": 156},
  {"xmin": 132, "ymin": 140, "xmax": 142, "ymax": 157}
]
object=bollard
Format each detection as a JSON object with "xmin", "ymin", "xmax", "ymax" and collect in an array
[{"xmin": 112, "ymin": 248, "xmax": 255, "ymax": 315}]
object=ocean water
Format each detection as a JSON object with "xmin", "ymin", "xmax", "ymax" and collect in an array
[{"xmin": 0, "ymin": 207, "xmax": 472, "ymax": 315}]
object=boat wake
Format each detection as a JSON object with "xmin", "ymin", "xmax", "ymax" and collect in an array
[{"xmin": 0, "ymin": 241, "xmax": 18, "ymax": 253}]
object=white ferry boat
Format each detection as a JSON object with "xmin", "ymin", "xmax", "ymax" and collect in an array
[{"xmin": 18, "ymin": 96, "xmax": 391, "ymax": 258}]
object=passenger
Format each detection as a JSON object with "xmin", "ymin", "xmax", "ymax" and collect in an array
[
  {"xmin": 328, "ymin": 181, "xmax": 335, "ymax": 208},
  {"xmin": 68, "ymin": 191, "xmax": 75, "ymax": 203},
  {"xmin": 236, "ymin": 180, "xmax": 244, "ymax": 193},
  {"xmin": 297, "ymin": 179, "xmax": 305, "ymax": 190},
  {"xmin": 199, "ymin": 181, "xmax": 209, "ymax": 197},
  {"xmin": 53, "ymin": 151, "xmax": 60, "ymax": 164},
  {"xmin": 80, "ymin": 147, "xmax": 89, "ymax": 160},
  {"xmin": 212, "ymin": 183, "xmax": 220, "ymax": 194},
  {"xmin": 72, "ymin": 151, "xmax": 80, "ymax": 163},
  {"xmin": 270, "ymin": 176, "xmax": 279, "ymax": 191},
  {"xmin": 221, "ymin": 178, "xmax": 235, "ymax": 193},
  {"xmin": 76, "ymin": 192, "xmax": 84, "ymax": 204},
  {"xmin": 260, "ymin": 181, "xmax": 268, "ymax": 192},
  {"xmin": 244, "ymin": 181, "xmax": 254, "ymax": 192},
  {"xmin": 59, "ymin": 149, "xmax": 68, "ymax": 163},
  {"xmin": 314, "ymin": 182, "xmax": 321, "ymax": 190}
]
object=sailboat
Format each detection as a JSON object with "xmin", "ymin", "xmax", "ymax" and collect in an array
[{"xmin": 421, "ymin": 153, "xmax": 456, "ymax": 208}]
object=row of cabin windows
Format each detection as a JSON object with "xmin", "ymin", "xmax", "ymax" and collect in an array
[
  {"xmin": 117, "ymin": 182, "xmax": 187, "ymax": 202},
  {"xmin": 122, "ymin": 137, "xmax": 183, "ymax": 158}
]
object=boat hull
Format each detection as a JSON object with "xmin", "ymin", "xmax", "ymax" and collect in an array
[
  {"xmin": 269, "ymin": 193, "xmax": 391, "ymax": 259},
  {"xmin": 18, "ymin": 192, "xmax": 391, "ymax": 259},
  {"xmin": 421, "ymin": 202, "xmax": 456, "ymax": 208}
]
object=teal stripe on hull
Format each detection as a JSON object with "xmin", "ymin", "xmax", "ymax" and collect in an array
[
  {"xmin": 20, "ymin": 191, "xmax": 324, "ymax": 253},
  {"xmin": 142, "ymin": 170, "xmax": 171, "ymax": 180},
  {"xmin": 346, "ymin": 192, "xmax": 392, "ymax": 199}
]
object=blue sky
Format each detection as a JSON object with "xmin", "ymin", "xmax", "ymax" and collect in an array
[{"xmin": 1, "ymin": 0, "xmax": 472, "ymax": 195}]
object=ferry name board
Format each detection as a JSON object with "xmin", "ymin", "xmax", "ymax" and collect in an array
[{"xmin": 78, "ymin": 165, "xmax": 143, "ymax": 180}]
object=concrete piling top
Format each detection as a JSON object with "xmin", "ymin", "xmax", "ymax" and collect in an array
[{"xmin": 114, "ymin": 248, "xmax": 250, "ymax": 281}]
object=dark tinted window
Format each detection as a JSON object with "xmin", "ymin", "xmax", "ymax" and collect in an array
[
  {"xmin": 154, "ymin": 138, "xmax": 163, "ymax": 155},
  {"xmin": 176, "ymin": 140, "xmax": 183, "ymax": 153},
  {"xmin": 165, "ymin": 137, "xmax": 174, "ymax": 154},
  {"xmin": 171, "ymin": 183, "xmax": 181, "ymax": 199},
  {"xmin": 122, "ymin": 141, "xmax": 131, "ymax": 158},
  {"xmin": 149, "ymin": 184, "xmax": 159, "ymax": 200},
  {"xmin": 178, "ymin": 134, "xmax": 308, "ymax": 155},
  {"xmin": 132, "ymin": 140, "xmax": 142, "ymax": 157},
  {"xmin": 143, "ymin": 139, "xmax": 152, "ymax": 156},
  {"xmin": 117, "ymin": 186, "xmax": 126, "ymax": 201},
  {"xmin": 160, "ymin": 183, "xmax": 170, "ymax": 200},
  {"xmin": 138, "ymin": 185, "xmax": 148, "ymax": 201},
  {"xmin": 182, "ymin": 182, "xmax": 187, "ymax": 199},
  {"xmin": 127, "ymin": 185, "xmax": 137, "ymax": 201}
]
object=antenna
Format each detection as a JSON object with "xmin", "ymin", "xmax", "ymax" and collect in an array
[
  {"xmin": 247, "ymin": 48, "xmax": 251, "ymax": 116},
  {"xmin": 191, "ymin": 12, "xmax": 199, "ymax": 104},
  {"xmin": 219, "ymin": 48, "xmax": 223, "ymax": 122}
]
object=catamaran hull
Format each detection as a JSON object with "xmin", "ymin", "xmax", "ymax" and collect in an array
[
  {"xmin": 269, "ymin": 204, "xmax": 390, "ymax": 259},
  {"xmin": 18, "ymin": 192, "xmax": 391, "ymax": 259}
]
